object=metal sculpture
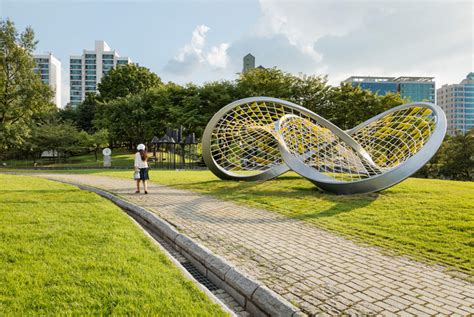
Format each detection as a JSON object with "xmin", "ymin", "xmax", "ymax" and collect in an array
[{"xmin": 202, "ymin": 97, "xmax": 446, "ymax": 194}]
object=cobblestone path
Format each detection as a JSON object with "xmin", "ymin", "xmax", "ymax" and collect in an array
[{"xmin": 38, "ymin": 174, "xmax": 473, "ymax": 316}]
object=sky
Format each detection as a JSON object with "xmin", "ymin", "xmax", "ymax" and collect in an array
[{"xmin": 1, "ymin": 0, "xmax": 473, "ymax": 107}]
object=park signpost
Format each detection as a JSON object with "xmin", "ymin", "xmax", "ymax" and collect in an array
[{"xmin": 102, "ymin": 148, "xmax": 112, "ymax": 167}]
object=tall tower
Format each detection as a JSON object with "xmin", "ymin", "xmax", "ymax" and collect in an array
[
  {"xmin": 243, "ymin": 53, "xmax": 255, "ymax": 73},
  {"xmin": 34, "ymin": 53, "xmax": 62, "ymax": 107},
  {"xmin": 69, "ymin": 40, "xmax": 132, "ymax": 106},
  {"xmin": 437, "ymin": 72, "xmax": 474, "ymax": 135}
]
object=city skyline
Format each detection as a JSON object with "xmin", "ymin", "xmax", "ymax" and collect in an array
[{"xmin": 1, "ymin": 0, "xmax": 472, "ymax": 107}]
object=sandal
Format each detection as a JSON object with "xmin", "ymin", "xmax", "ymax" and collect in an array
[
  {"xmin": 135, "ymin": 190, "xmax": 140, "ymax": 193},
  {"xmin": 144, "ymin": 191, "xmax": 148, "ymax": 194}
]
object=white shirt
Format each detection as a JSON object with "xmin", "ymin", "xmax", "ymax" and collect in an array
[{"xmin": 134, "ymin": 152, "xmax": 149, "ymax": 169}]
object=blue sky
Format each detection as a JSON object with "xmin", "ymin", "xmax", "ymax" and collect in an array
[{"xmin": 1, "ymin": 0, "xmax": 473, "ymax": 106}]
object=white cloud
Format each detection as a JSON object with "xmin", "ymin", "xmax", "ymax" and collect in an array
[
  {"xmin": 207, "ymin": 43, "xmax": 230, "ymax": 69},
  {"xmin": 249, "ymin": 0, "xmax": 473, "ymax": 86},
  {"xmin": 164, "ymin": 25, "xmax": 230, "ymax": 76},
  {"xmin": 175, "ymin": 25, "xmax": 209, "ymax": 63},
  {"xmin": 163, "ymin": 1, "xmax": 472, "ymax": 87}
]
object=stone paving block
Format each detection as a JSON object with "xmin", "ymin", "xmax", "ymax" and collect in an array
[
  {"xmin": 175, "ymin": 234, "xmax": 212, "ymax": 263},
  {"xmin": 225, "ymin": 268, "xmax": 260, "ymax": 298},
  {"xmin": 205, "ymin": 255, "xmax": 232, "ymax": 280},
  {"xmin": 221, "ymin": 282, "xmax": 247, "ymax": 308},
  {"xmin": 252, "ymin": 286, "xmax": 300, "ymax": 317},
  {"xmin": 245, "ymin": 301, "xmax": 268, "ymax": 317},
  {"xmin": 207, "ymin": 269, "xmax": 226, "ymax": 290}
]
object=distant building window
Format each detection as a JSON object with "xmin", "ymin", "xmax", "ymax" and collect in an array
[{"xmin": 70, "ymin": 59, "xmax": 82, "ymax": 64}]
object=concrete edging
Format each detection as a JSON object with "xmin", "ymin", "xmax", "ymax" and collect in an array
[{"xmin": 70, "ymin": 182, "xmax": 303, "ymax": 317}]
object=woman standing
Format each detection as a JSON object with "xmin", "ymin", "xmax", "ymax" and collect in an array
[{"xmin": 134, "ymin": 144, "xmax": 149, "ymax": 194}]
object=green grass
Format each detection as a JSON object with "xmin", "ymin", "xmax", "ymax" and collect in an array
[
  {"xmin": 0, "ymin": 174, "xmax": 227, "ymax": 315},
  {"xmin": 21, "ymin": 169, "xmax": 473, "ymax": 277}
]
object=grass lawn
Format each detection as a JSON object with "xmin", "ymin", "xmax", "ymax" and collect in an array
[
  {"xmin": 0, "ymin": 174, "xmax": 227, "ymax": 315},
  {"xmin": 23, "ymin": 169, "xmax": 473, "ymax": 277}
]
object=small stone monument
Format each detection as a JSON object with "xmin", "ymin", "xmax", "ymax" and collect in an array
[{"xmin": 102, "ymin": 148, "xmax": 111, "ymax": 167}]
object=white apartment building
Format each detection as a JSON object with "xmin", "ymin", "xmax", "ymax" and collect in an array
[
  {"xmin": 69, "ymin": 40, "xmax": 132, "ymax": 106},
  {"xmin": 34, "ymin": 53, "xmax": 62, "ymax": 107},
  {"xmin": 437, "ymin": 72, "xmax": 474, "ymax": 135}
]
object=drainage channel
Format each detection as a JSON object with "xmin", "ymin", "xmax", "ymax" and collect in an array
[{"xmin": 125, "ymin": 209, "xmax": 250, "ymax": 317}]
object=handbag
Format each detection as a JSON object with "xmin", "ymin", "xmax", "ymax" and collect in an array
[{"xmin": 133, "ymin": 171, "xmax": 140, "ymax": 180}]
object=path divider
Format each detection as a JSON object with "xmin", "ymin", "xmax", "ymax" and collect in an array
[{"xmin": 58, "ymin": 180, "xmax": 304, "ymax": 317}]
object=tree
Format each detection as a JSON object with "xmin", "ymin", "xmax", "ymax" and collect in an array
[
  {"xmin": 0, "ymin": 19, "xmax": 54, "ymax": 153},
  {"xmin": 439, "ymin": 130, "xmax": 474, "ymax": 180},
  {"xmin": 28, "ymin": 121, "xmax": 81, "ymax": 163},
  {"xmin": 290, "ymin": 74, "xmax": 332, "ymax": 113},
  {"xmin": 325, "ymin": 83, "xmax": 405, "ymax": 130},
  {"xmin": 236, "ymin": 67, "xmax": 294, "ymax": 99},
  {"xmin": 98, "ymin": 64, "xmax": 162, "ymax": 101},
  {"xmin": 77, "ymin": 128, "xmax": 109, "ymax": 161}
]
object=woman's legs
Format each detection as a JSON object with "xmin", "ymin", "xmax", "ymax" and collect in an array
[
  {"xmin": 143, "ymin": 180, "xmax": 148, "ymax": 194},
  {"xmin": 136, "ymin": 179, "xmax": 141, "ymax": 193}
]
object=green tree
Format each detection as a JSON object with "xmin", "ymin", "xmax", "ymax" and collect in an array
[
  {"xmin": 77, "ymin": 128, "xmax": 109, "ymax": 161},
  {"xmin": 98, "ymin": 64, "xmax": 162, "ymax": 101},
  {"xmin": 291, "ymin": 74, "xmax": 332, "ymax": 113},
  {"xmin": 28, "ymin": 121, "xmax": 80, "ymax": 163},
  {"xmin": 439, "ymin": 130, "xmax": 474, "ymax": 180},
  {"xmin": 326, "ymin": 83, "xmax": 405, "ymax": 130},
  {"xmin": 0, "ymin": 19, "xmax": 53, "ymax": 153},
  {"xmin": 75, "ymin": 93, "xmax": 99, "ymax": 132},
  {"xmin": 236, "ymin": 67, "xmax": 294, "ymax": 99}
]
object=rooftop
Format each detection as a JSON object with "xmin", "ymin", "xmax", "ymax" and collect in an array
[{"xmin": 344, "ymin": 76, "xmax": 434, "ymax": 83}]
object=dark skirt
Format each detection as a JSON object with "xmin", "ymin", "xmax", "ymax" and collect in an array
[{"xmin": 139, "ymin": 168, "xmax": 149, "ymax": 180}]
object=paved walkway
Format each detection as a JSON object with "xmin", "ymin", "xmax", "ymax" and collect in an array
[{"xmin": 37, "ymin": 174, "xmax": 473, "ymax": 316}]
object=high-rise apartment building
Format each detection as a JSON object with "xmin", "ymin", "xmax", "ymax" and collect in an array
[
  {"xmin": 243, "ymin": 53, "xmax": 255, "ymax": 72},
  {"xmin": 34, "ymin": 53, "xmax": 62, "ymax": 107},
  {"xmin": 343, "ymin": 76, "xmax": 435, "ymax": 102},
  {"xmin": 437, "ymin": 72, "xmax": 474, "ymax": 135},
  {"xmin": 69, "ymin": 40, "xmax": 132, "ymax": 106}
]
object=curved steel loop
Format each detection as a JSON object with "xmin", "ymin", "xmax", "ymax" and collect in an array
[{"xmin": 202, "ymin": 97, "xmax": 446, "ymax": 194}]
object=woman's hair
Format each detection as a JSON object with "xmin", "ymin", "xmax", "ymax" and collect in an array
[{"xmin": 139, "ymin": 149, "xmax": 148, "ymax": 161}]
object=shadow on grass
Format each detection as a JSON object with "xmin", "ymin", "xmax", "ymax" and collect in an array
[{"xmin": 165, "ymin": 177, "xmax": 378, "ymax": 221}]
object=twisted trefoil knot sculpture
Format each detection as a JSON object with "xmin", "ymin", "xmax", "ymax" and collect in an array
[{"xmin": 202, "ymin": 97, "xmax": 446, "ymax": 194}]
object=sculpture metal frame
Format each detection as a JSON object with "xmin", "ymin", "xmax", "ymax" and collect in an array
[{"xmin": 202, "ymin": 97, "xmax": 446, "ymax": 194}]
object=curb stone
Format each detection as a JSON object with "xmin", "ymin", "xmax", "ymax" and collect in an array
[{"xmin": 61, "ymin": 181, "xmax": 304, "ymax": 317}]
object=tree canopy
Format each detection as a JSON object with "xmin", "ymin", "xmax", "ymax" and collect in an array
[
  {"xmin": 97, "ymin": 64, "xmax": 162, "ymax": 101},
  {"xmin": 0, "ymin": 19, "xmax": 54, "ymax": 152}
]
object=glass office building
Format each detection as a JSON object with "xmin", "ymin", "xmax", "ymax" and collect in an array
[
  {"xmin": 243, "ymin": 53, "xmax": 255, "ymax": 72},
  {"xmin": 343, "ymin": 76, "xmax": 435, "ymax": 102},
  {"xmin": 437, "ymin": 72, "xmax": 474, "ymax": 135},
  {"xmin": 69, "ymin": 41, "xmax": 132, "ymax": 106}
]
